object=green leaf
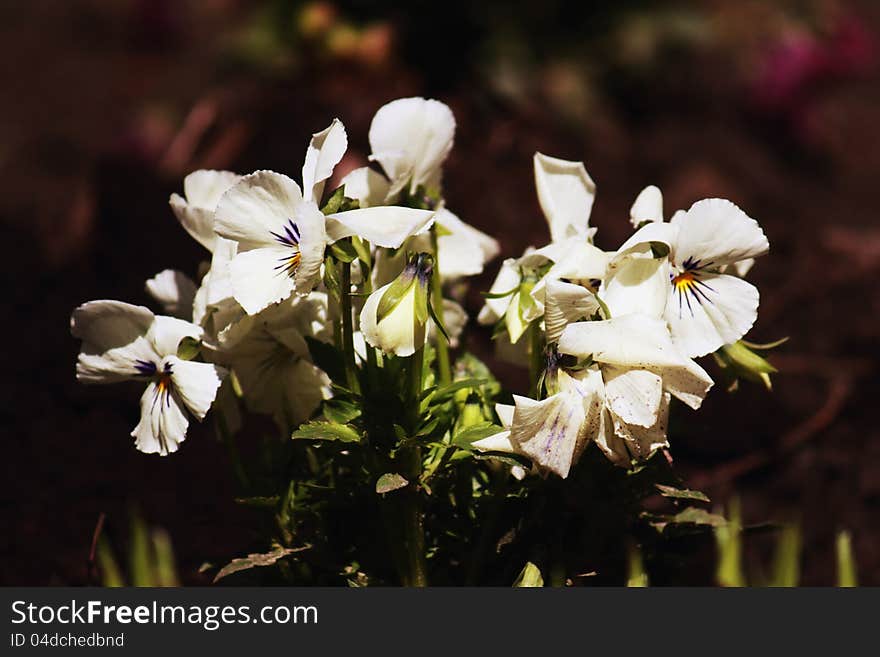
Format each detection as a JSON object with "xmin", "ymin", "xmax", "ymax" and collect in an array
[
  {"xmin": 213, "ymin": 546, "xmax": 309, "ymax": 583},
  {"xmin": 513, "ymin": 562, "xmax": 544, "ymax": 587},
  {"xmin": 741, "ymin": 336, "xmax": 790, "ymax": 351},
  {"xmin": 429, "ymin": 378, "xmax": 489, "ymax": 405},
  {"xmin": 320, "ymin": 186, "xmax": 346, "ymax": 215},
  {"xmin": 322, "ymin": 255, "xmax": 341, "ymax": 299},
  {"xmin": 323, "ymin": 398, "xmax": 361, "ymax": 424},
  {"xmin": 176, "ymin": 336, "xmax": 201, "ymax": 361},
  {"xmin": 352, "ymin": 236, "xmax": 371, "ymax": 265},
  {"xmin": 305, "ymin": 336, "xmax": 346, "ymax": 385},
  {"xmin": 655, "ymin": 484, "xmax": 710, "ymax": 503},
  {"xmin": 291, "ymin": 421, "xmax": 361, "ymax": 443},
  {"xmin": 836, "ymin": 531, "xmax": 858, "ymax": 587},
  {"xmin": 375, "ymin": 473, "xmax": 409, "ymax": 494},
  {"xmin": 329, "ymin": 239, "xmax": 358, "ymax": 263},
  {"xmin": 627, "ymin": 544, "xmax": 649, "ymax": 587},
  {"xmin": 451, "ymin": 422, "xmax": 504, "ymax": 448},
  {"xmin": 769, "ymin": 525, "xmax": 801, "ymax": 587},
  {"xmin": 715, "ymin": 498, "xmax": 745, "ymax": 587}
]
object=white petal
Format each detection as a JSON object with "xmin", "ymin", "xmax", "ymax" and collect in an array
[
  {"xmin": 324, "ymin": 207, "xmax": 435, "ymax": 248},
  {"xmin": 71, "ymin": 301, "xmax": 158, "ymax": 383},
  {"xmin": 229, "ymin": 247, "xmax": 297, "ymax": 315},
  {"xmin": 301, "ymin": 118, "xmax": 348, "ymax": 204},
  {"xmin": 664, "ymin": 271, "xmax": 759, "ymax": 358},
  {"xmin": 542, "ymin": 238, "xmax": 609, "ymax": 282},
  {"xmin": 340, "ymin": 166, "xmax": 391, "ymax": 208},
  {"xmin": 215, "ymin": 171, "xmax": 304, "ymax": 249},
  {"xmin": 146, "ymin": 269, "xmax": 197, "ymax": 320},
  {"xmin": 533, "ymin": 152, "xmax": 596, "ymax": 242},
  {"xmin": 504, "ymin": 291, "xmax": 530, "ymax": 344},
  {"xmin": 669, "ymin": 198, "xmax": 769, "ymax": 268},
  {"xmin": 594, "ymin": 409, "xmax": 631, "ymax": 467},
  {"xmin": 603, "ymin": 367, "xmax": 663, "ymax": 428},
  {"xmin": 183, "ymin": 169, "xmax": 242, "ymax": 211},
  {"xmin": 170, "ymin": 170, "xmax": 241, "ymax": 252},
  {"xmin": 558, "ymin": 314, "xmax": 686, "ymax": 369},
  {"xmin": 360, "ymin": 282, "xmax": 425, "ymax": 357},
  {"xmin": 292, "ymin": 201, "xmax": 329, "ymax": 296},
  {"xmin": 167, "ymin": 356, "xmax": 225, "ymax": 419},
  {"xmin": 368, "ymin": 97, "xmax": 455, "ymax": 193},
  {"xmin": 615, "ymin": 219, "xmax": 678, "ymax": 255},
  {"xmin": 654, "ymin": 357, "xmax": 713, "ymax": 410},
  {"xmin": 495, "ymin": 403, "xmax": 515, "ymax": 428},
  {"xmin": 544, "ymin": 279, "xmax": 600, "ymax": 343},
  {"xmin": 131, "ymin": 382, "xmax": 189, "ymax": 455},
  {"xmin": 435, "ymin": 208, "xmax": 499, "ymax": 279},
  {"xmin": 509, "ymin": 392, "xmax": 586, "ymax": 478},
  {"xmin": 601, "ymin": 247, "xmax": 670, "ymax": 319},
  {"xmin": 609, "ymin": 392, "xmax": 671, "ymax": 460},
  {"xmin": 478, "ymin": 258, "xmax": 521, "ymax": 325},
  {"xmin": 147, "ymin": 315, "xmax": 203, "ymax": 357},
  {"xmin": 472, "ymin": 430, "xmax": 517, "ymax": 453},
  {"xmin": 629, "ymin": 185, "xmax": 663, "ymax": 227}
]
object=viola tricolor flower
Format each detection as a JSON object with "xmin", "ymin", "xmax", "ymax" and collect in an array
[{"xmin": 71, "ymin": 301, "xmax": 225, "ymax": 455}]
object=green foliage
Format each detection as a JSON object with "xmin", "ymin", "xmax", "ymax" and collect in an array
[
  {"xmin": 97, "ymin": 514, "xmax": 179, "ymax": 587},
  {"xmin": 513, "ymin": 562, "xmax": 544, "ymax": 587}
]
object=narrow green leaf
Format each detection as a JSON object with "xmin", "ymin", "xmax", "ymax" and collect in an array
[
  {"xmin": 451, "ymin": 422, "xmax": 504, "ymax": 448},
  {"xmin": 96, "ymin": 538, "xmax": 125, "ymax": 587},
  {"xmin": 427, "ymin": 296, "xmax": 449, "ymax": 343},
  {"xmin": 323, "ymin": 398, "xmax": 361, "ymax": 424},
  {"xmin": 836, "ymin": 531, "xmax": 858, "ymax": 587},
  {"xmin": 715, "ymin": 498, "xmax": 745, "ymax": 587},
  {"xmin": 320, "ymin": 186, "xmax": 345, "ymax": 215},
  {"xmin": 627, "ymin": 543, "xmax": 649, "ymax": 587},
  {"xmin": 655, "ymin": 484, "xmax": 710, "ymax": 503},
  {"xmin": 234, "ymin": 496, "xmax": 280, "ymax": 508},
  {"xmin": 769, "ymin": 525, "xmax": 801, "ymax": 587}
]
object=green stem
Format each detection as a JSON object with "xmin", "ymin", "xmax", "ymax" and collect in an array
[
  {"xmin": 528, "ymin": 321, "xmax": 545, "ymax": 399},
  {"xmin": 400, "ymin": 347, "xmax": 428, "ymax": 586},
  {"xmin": 430, "ymin": 227, "xmax": 452, "ymax": 385},
  {"xmin": 340, "ymin": 260, "xmax": 360, "ymax": 394}
]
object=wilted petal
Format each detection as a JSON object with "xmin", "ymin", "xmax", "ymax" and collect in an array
[
  {"xmin": 544, "ymin": 279, "xmax": 600, "ymax": 344},
  {"xmin": 601, "ymin": 247, "xmax": 670, "ymax": 319},
  {"xmin": 603, "ymin": 367, "xmax": 663, "ymax": 429},
  {"xmin": 558, "ymin": 314, "xmax": 686, "ymax": 369}
]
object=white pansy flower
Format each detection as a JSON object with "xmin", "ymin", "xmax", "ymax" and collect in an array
[
  {"xmin": 219, "ymin": 292, "xmax": 331, "ymax": 431},
  {"xmin": 368, "ymin": 97, "xmax": 455, "ymax": 198},
  {"xmin": 146, "ymin": 269, "xmax": 197, "ymax": 320},
  {"xmin": 71, "ymin": 301, "xmax": 225, "ymax": 455},
  {"xmin": 215, "ymin": 119, "xmax": 435, "ymax": 315},
  {"xmin": 170, "ymin": 170, "xmax": 242, "ymax": 252},
  {"xmin": 533, "ymin": 152, "xmax": 597, "ymax": 243}
]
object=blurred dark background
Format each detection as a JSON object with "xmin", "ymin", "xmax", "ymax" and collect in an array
[{"xmin": 2, "ymin": 0, "xmax": 879, "ymax": 585}]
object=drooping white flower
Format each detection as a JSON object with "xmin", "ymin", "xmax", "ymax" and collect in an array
[
  {"xmin": 215, "ymin": 120, "xmax": 435, "ymax": 316},
  {"xmin": 557, "ymin": 312, "xmax": 713, "ymax": 466},
  {"xmin": 218, "ymin": 292, "xmax": 331, "ymax": 431},
  {"xmin": 533, "ymin": 152, "xmax": 597, "ymax": 243},
  {"xmin": 71, "ymin": 301, "xmax": 225, "ymax": 455},
  {"xmin": 368, "ymin": 97, "xmax": 455, "ymax": 198},
  {"xmin": 170, "ymin": 170, "xmax": 242, "ymax": 252},
  {"xmin": 360, "ymin": 253, "xmax": 433, "ymax": 357}
]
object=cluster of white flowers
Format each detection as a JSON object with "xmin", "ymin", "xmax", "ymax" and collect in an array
[
  {"xmin": 71, "ymin": 97, "xmax": 768, "ymax": 479},
  {"xmin": 474, "ymin": 156, "xmax": 769, "ymax": 477}
]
